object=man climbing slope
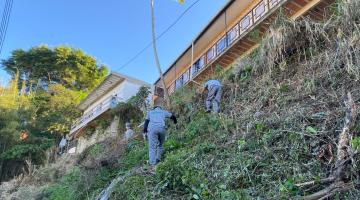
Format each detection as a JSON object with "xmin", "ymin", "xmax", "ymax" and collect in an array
[
  {"xmin": 143, "ymin": 103, "xmax": 177, "ymax": 170},
  {"xmin": 58, "ymin": 135, "xmax": 67, "ymax": 155},
  {"xmin": 124, "ymin": 122, "xmax": 134, "ymax": 141},
  {"xmin": 200, "ymin": 79, "xmax": 222, "ymax": 113}
]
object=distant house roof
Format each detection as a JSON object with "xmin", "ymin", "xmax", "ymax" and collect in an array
[{"xmin": 77, "ymin": 72, "xmax": 150, "ymax": 111}]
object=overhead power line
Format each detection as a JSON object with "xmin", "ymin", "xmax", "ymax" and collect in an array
[
  {"xmin": 115, "ymin": 0, "xmax": 201, "ymax": 71},
  {"xmin": 0, "ymin": 0, "xmax": 13, "ymax": 57},
  {"xmin": 0, "ymin": 0, "xmax": 11, "ymax": 41}
]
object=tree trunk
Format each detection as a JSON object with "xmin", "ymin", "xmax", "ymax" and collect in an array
[{"xmin": 150, "ymin": 0, "xmax": 171, "ymax": 107}]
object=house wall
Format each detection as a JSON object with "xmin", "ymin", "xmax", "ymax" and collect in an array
[
  {"xmin": 76, "ymin": 116, "xmax": 119, "ymax": 154},
  {"xmin": 120, "ymin": 80, "xmax": 145, "ymax": 101},
  {"xmin": 83, "ymin": 80, "xmax": 145, "ymax": 115}
]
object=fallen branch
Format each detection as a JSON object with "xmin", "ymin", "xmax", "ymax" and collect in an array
[
  {"xmin": 303, "ymin": 181, "xmax": 353, "ymax": 200},
  {"xmin": 298, "ymin": 92, "xmax": 357, "ymax": 199},
  {"xmin": 333, "ymin": 92, "xmax": 356, "ymax": 181},
  {"xmin": 295, "ymin": 176, "xmax": 335, "ymax": 187},
  {"xmin": 96, "ymin": 166, "xmax": 149, "ymax": 200}
]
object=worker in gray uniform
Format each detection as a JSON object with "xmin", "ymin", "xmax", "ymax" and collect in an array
[
  {"xmin": 124, "ymin": 122, "xmax": 134, "ymax": 141},
  {"xmin": 143, "ymin": 104, "xmax": 177, "ymax": 168},
  {"xmin": 201, "ymin": 79, "xmax": 222, "ymax": 113}
]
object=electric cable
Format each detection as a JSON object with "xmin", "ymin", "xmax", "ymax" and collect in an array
[{"xmin": 115, "ymin": 0, "xmax": 201, "ymax": 71}]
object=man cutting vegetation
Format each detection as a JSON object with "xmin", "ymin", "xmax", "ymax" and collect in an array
[{"xmin": 200, "ymin": 79, "xmax": 222, "ymax": 113}]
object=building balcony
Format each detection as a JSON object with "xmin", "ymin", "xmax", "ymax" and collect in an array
[
  {"xmin": 154, "ymin": 0, "xmax": 334, "ymax": 99},
  {"xmin": 69, "ymin": 95, "xmax": 123, "ymax": 136}
]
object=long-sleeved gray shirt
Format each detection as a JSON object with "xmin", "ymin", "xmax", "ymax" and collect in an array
[
  {"xmin": 204, "ymin": 80, "xmax": 221, "ymax": 89},
  {"xmin": 144, "ymin": 107, "xmax": 177, "ymax": 132}
]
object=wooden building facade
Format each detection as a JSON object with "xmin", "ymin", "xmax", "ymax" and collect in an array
[{"xmin": 153, "ymin": 0, "xmax": 335, "ymax": 102}]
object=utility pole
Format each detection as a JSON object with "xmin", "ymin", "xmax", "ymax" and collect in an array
[{"xmin": 150, "ymin": 0, "xmax": 171, "ymax": 107}]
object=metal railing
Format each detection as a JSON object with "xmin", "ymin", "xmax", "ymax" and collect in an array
[
  {"xmin": 165, "ymin": 0, "xmax": 285, "ymax": 94},
  {"xmin": 70, "ymin": 95, "xmax": 123, "ymax": 135}
]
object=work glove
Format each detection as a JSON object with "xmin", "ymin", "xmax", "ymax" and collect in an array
[{"xmin": 143, "ymin": 132, "xmax": 148, "ymax": 141}]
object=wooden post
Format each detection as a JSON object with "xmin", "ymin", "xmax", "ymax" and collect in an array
[
  {"xmin": 225, "ymin": 10, "xmax": 228, "ymax": 41},
  {"xmin": 191, "ymin": 41, "xmax": 194, "ymax": 79}
]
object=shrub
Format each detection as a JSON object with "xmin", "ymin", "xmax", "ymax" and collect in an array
[
  {"xmin": 156, "ymin": 150, "xmax": 208, "ymax": 198},
  {"xmin": 89, "ymin": 144, "xmax": 104, "ymax": 157},
  {"xmin": 118, "ymin": 141, "xmax": 148, "ymax": 170},
  {"xmin": 111, "ymin": 175, "xmax": 147, "ymax": 200},
  {"xmin": 44, "ymin": 167, "xmax": 86, "ymax": 200},
  {"xmin": 110, "ymin": 102, "xmax": 143, "ymax": 133}
]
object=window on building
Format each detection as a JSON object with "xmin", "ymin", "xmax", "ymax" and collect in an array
[
  {"xmin": 207, "ymin": 46, "xmax": 216, "ymax": 63},
  {"xmin": 183, "ymin": 69, "xmax": 190, "ymax": 84},
  {"xmin": 175, "ymin": 75, "xmax": 183, "ymax": 89},
  {"xmin": 191, "ymin": 65, "xmax": 198, "ymax": 77},
  {"xmin": 269, "ymin": 0, "xmax": 280, "ymax": 9},
  {"xmin": 253, "ymin": 1, "xmax": 267, "ymax": 22},
  {"xmin": 227, "ymin": 24, "xmax": 239, "ymax": 44},
  {"xmin": 240, "ymin": 13, "xmax": 252, "ymax": 34},
  {"xmin": 216, "ymin": 36, "xmax": 227, "ymax": 55},
  {"xmin": 154, "ymin": 86, "xmax": 164, "ymax": 97},
  {"xmin": 199, "ymin": 55, "xmax": 205, "ymax": 68},
  {"xmin": 191, "ymin": 55, "xmax": 205, "ymax": 77}
]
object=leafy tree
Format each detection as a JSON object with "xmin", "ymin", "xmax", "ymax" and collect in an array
[
  {"xmin": 1, "ymin": 45, "xmax": 108, "ymax": 92},
  {"xmin": 128, "ymin": 86, "xmax": 151, "ymax": 112},
  {"xmin": 0, "ymin": 45, "xmax": 107, "ymax": 182},
  {"xmin": 29, "ymin": 84, "xmax": 84, "ymax": 137}
]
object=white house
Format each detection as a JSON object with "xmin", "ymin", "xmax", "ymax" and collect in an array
[{"xmin": 68, "ymin": 72, "xmax": 151, "ymax": 140}]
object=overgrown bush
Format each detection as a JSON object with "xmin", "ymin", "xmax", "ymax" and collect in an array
[
  {"xmin": 44, "ymin": 167, "xmax": 86, "ymax": 200},
  {"xmin": 117, "ymin": 1, "xmax": 360, "ymax": 199},
  {"xmin": 7, "ymin": 1, "xmax": 360, "ymax": 199}
]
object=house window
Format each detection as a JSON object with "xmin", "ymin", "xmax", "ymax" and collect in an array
[
  {"xmin": 227, "ymin": 24, "xmax": 239, "ymax": 44},
  {"xmin": 207, "ymin": 46, "xmax": 216, "ymax": 63},
  {"xmin": 191, "ymin": 65, "xmax": 198, "ymax": 77},
  {"xmin": 175, "ymin": 75, "xmax": 183, "ymax": 89},
  {"xmin": 191, "ymin": 55, "xmax": 205, "ymax": 77},
  {"xmin": 183, "ymin": 69, "xmax": 190, "ymax": 84},
  {"xmin": 216, "ymin": 36, "xmax": 227, "ymax": 55},
  {"xmin": 199, "ymin": 55, "xmax": 205, "ymax": 68},
  {"xmin": 240, "ymin": 13, "xmax": 252, "ymax": 34},
  {"xmin": 253, "ymin": 1, "xmax": 268, "ymax": 22},
  {"xmin": 154, "ymin": 86, "xmax": 164, "ymax": 97},
  {"xmin": 269, "ymin": 0, "xmax": 279, "ymax": 9}
]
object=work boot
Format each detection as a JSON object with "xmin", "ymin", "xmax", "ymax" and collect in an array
[
  {"xmin": 141, "ymin": 165, "xmax": 156, "ymax": 175},
  {"xmin": 148, "ymin": 165, "xmax": 156, "ymax": 175}
]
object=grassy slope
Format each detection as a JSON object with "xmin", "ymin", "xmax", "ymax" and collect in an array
[
  {"xmin": 6, "ymin": 1, "xmax": 360, "ymax": 199},
  {"xmin": 107, "ymin": 1, "xmax": 360, "ymax": 199}
]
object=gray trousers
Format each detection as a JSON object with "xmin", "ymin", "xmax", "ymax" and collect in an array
[
  {"xmin": 206, "ymin": 85, "xmax": 222, "ymax": 113},
  {"xmin": 148, "ymin": 127, "xmax": 166, "ymax": 166}
]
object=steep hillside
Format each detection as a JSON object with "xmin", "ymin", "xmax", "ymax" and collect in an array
[{"xmin": 2, "ymin": 0, "xmax": 360, "ymax": 199}]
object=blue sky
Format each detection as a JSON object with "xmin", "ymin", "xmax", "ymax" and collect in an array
[{"xmin": 0, "ymin": 0, "xmax": 228, "ymax": 85}]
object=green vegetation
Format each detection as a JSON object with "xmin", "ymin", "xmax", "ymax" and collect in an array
[
  {"xmin": 0, "ymin": 46, "xmax": 108, "ymax": 182},
  {"xmin": 3, "ymin": 1, "xmax": 360, "ymax": 199},
  {"xmin": 89, "ymin": 144, "xmax": 104, "ymax": 157},
  {"xmin": 42, "ymin": 87, "xmax": 152, "ymax": 199},
  {"xmin": 2, "ymin": 45, "xmax": 108, "ymax": 91},
  {"xmin": 43, "ymin": 167, "xmax": 85, "ymax": 200},
  {"xmin": 105, "ymin": 1, "xmax": 360, "ymax": 199}
]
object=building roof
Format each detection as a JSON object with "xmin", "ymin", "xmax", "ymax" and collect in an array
[
  {"xmin": 77, "ymin": 72, "xmax": 151, "ymax": 111},
  {"xmin": 154, "ymin": 0, "xmax": 236, "ymax": 85}
]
